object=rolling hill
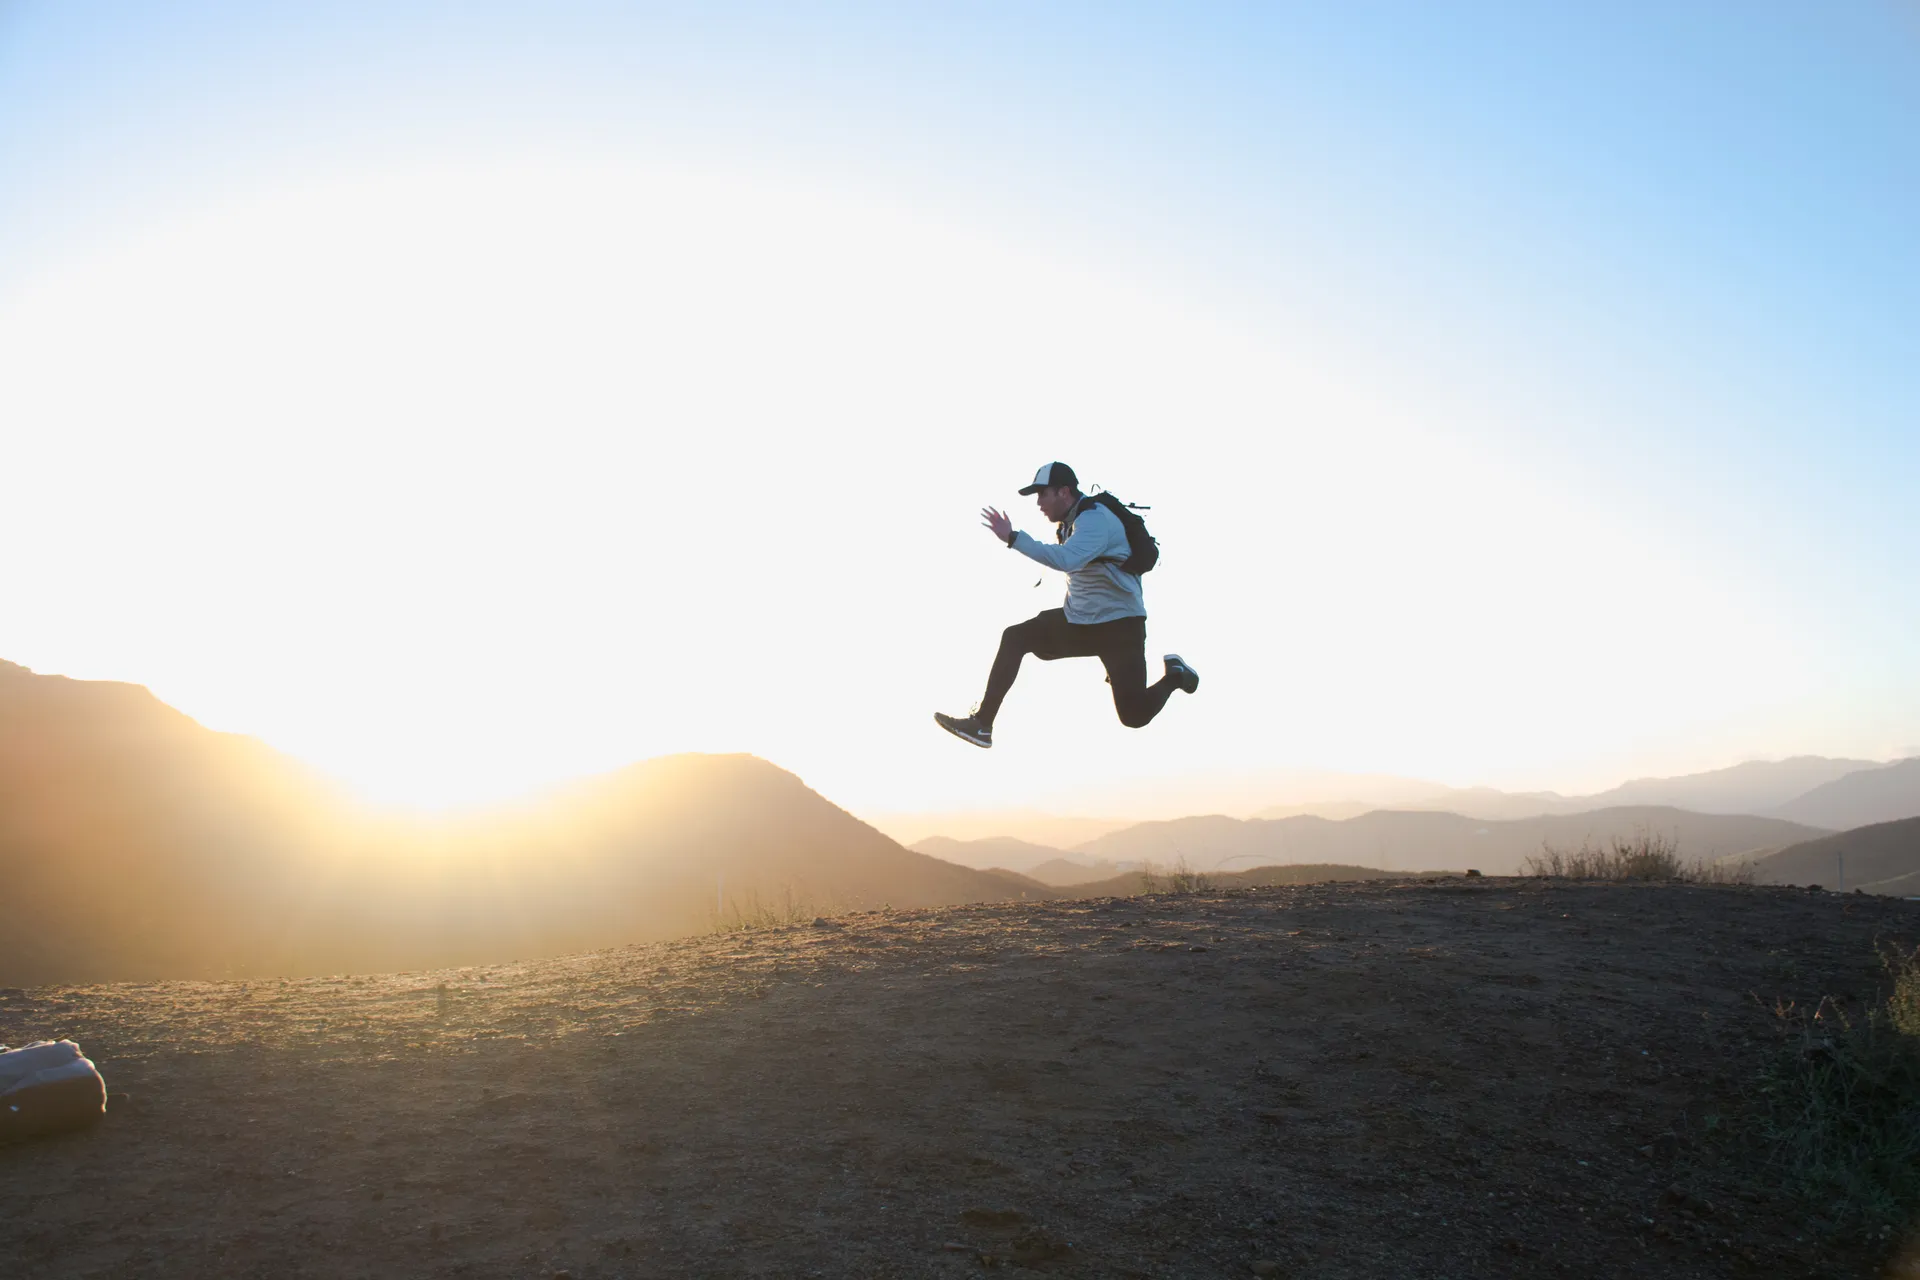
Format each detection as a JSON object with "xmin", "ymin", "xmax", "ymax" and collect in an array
[
  {"xmin": 1354, "ymin": 758, "xmax": 1883, "ymax": 823},
  {"xmin": 893, "ymin": 758, "xmax": 1900, "ymax": 847},
  {"xmin": 1582, "ymin": 756, "xmax": 1879, "ymax": 813},
  {"xmin": 1070, "ymin": 806, "xmax": 1829, "ymax": 876},
  {"xmin": 1745, "ymin": 816, "xmax": 1920, "ymax": 894},
  {"xmin": 859, "ymin": 810, "xmax": 1135, "ymax": 849},
  {"xmin": 907, "ymin": 835, "xmax": 1090, "ymax": 875},
  {"xmin": 907, "ymin": 837, "xmax": 1127, "ymax": 885},
  {"xmin": 0, "ymin": 661, "xmax": 1021, "ymax": 985},
  {"xmin": 1034, "ymin": 861, "xmax": 1444, "ymax": 899},
  {"xmin": 1769, "ymin": 758, "xmax": 1920, "ymax": 831},
  {"xmin": 1020, "ymin": 857, "xmax": 1126, "ymax": 886}
]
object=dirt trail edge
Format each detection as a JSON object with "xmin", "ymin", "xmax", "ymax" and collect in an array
[{"xmin": 4, "ymin": 879, "xmax": 1918, "ymax": 1279}]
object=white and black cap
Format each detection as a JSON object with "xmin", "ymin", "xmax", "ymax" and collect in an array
[{"xmin": 1018, "ymin": 461, "xmax": 1078, "ymax": 495}]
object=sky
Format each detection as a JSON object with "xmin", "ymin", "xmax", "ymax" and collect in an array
[{"xmin": 2, "ymin": 3, "xmax": 1916, "ymax": 820}]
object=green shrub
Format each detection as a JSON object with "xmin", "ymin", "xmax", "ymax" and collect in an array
[{"xmin": 1752, "ymin": 946, "xmax": 1920, "ymax": 1226}]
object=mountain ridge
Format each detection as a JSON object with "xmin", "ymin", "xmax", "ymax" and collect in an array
[
  {"xmin": 1745, "ymin": 816, "xmax": 1920, "ymax": 893},
  {"xmin": 0, "ymin": 662, "xmax": 1022, "ymax": 984},
  {"xmin": 892, "ymin": 756, "xmax": 1908, "ymax": 844},
  {"xmin": 1768, "ymin": 758, "xmax": 1920, "ymax": 831},
  {"xmin": 1067, "ymin": 806, "xmax": 1829, "ymax": 876}
]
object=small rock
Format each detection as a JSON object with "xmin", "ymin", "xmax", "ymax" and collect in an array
[
  {"xmin": 1008, "ymin": 1229, "xmax": 1071, "ymax": 1264},
  {"xmin": 1662, "ymin": 1183, "xmax": 1715, "ymax": 1217},
  {"xmin": 1250, "ymin": 1262, "xmax": 1283, "ymax": 1277},
  {"xmin": 941, "ymin": 1241, "xmax": 972, "ymax": 1252}
]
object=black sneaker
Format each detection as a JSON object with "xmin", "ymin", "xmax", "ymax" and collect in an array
[
  {"xmin": 1163, "ymin": 654, "xmax": 1200, "ymax": 694},
  {"xmin": 934, "ymin": 711, "xmax": 992, "ymax": 748}
]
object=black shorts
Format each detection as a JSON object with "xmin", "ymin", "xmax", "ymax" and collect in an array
[
  {"xmin": 1019, "ymin": 608, "xmax": 1147, "ymax": 663},
  {"xmin": 986, "ymin": 608, "xmax": 1169, "ymax": 728}
]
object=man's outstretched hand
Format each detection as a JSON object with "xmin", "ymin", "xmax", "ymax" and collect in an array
[{"xmin": 981, "ymin": 507, "xmax": 1015, "ymax": 545}]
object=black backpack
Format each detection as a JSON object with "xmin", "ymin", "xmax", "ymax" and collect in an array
[{"xmin": 1065, "ymin": 491, "xmax": 1159, "ymax": 575}]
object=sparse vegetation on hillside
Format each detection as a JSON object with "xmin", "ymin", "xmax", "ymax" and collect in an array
[
  {"xmin": 1522, "ymin": 829, "xmax": 1754, "ymax": 884},
  {"xmin": 709, "ymin": 886, "xmax": 828, "ymax": 933},
  {"xmin": 1137, "ymin": 857, "xmax": 1212, "ymax": 895},
  {"xmin": 1751, "ymin": 944, "xmax": 1920, "ymax": 1229}
]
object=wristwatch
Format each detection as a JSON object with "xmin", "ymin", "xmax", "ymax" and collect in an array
[{"xmin": 1005, "ymin": 530, "xmax": 1017, "ymax": 547}]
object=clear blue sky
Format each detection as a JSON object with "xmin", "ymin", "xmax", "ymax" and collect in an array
[{"xmin": 2, "ymin": 3, "xmax": 1916, "ymax": 813}]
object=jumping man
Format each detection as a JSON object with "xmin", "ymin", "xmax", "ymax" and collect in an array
[{"xmin": 935, "ymin": 461, "xmax": 1199, "ymax": 748}]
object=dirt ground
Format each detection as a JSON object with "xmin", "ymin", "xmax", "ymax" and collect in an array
[{"xmin": 6, "ymin": 878, "xmax": 1920, "ymax": 1279}]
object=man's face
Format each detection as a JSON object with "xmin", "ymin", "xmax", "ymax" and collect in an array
[{"xmin": 1036, "ymin": 485, "xmax": 1077, "ymax": 523}]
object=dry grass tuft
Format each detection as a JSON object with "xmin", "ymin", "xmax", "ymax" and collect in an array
[
  {"xmin": 1137, "ymin": 857, "xmax": 1213, "ymax": 896},
  {"xmin": 1522, "ymin": 829, "xmax": 1754, "ymax": 884},
  {"xmin": 709, "ymin": 886, "xmax": 825, "ymax": 934}
]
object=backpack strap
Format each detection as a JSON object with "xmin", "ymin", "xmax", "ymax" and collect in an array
[
  {"xmin": 1060, "ymin": 494, "xmax": 1125, "ymax": 565},
  {"xmin": 1056, "ymin": 495, "xmax": 1100, "ymax": 543}
]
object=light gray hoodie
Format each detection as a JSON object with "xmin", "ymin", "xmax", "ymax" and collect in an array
[{"xmin": 1010, "ymin": 500, "xmax": 1146, "ymax": 625}]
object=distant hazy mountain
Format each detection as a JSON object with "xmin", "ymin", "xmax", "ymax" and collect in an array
[
  {"xmin": 887, "ymin": 759, "xmax": 1892, "ymax": 849},
  {"xmin": 0, "ymin": 662, "xmax": 1021, "ymax": 984},
  {"xmin": 1746, "ymin": 817, "xmax": 1920, "ymax": 894},
  {"xmin": 1380, "ymin": 787, "xmax": 1580, "ymax": 821},
  {"xmin": 1770, "ymin": 759, "xmax": 1920, "ymax": 831},
  {"xmin": 1249, "ymin": 800, "xmax": 1379, "ymax": 822},
  {"xmin": 871, "ymin": 770, "xmax": 1456, "ymax": 844},
  {"xmin": 1582, "ymin": 757, "xmax": 1881, "ymax": 815},
  {"xmin": 1071, "ymin": 807, "xmax": 1828, "ymax": 876},
  {"xmin": 908, "ymin": 837, "xmax": 1126, "ymax": 885},
  {"xmin": 1022, "ymin": 857, "xmax": 1128, "ymax": 886},
  {"xmin": 1375, "ymin": 759, "xmax": 1884, "ymax": 823},
  {"xmin": 909, "ymin": 836, "xmax": 1081, "ymax": 873},
  {"xmin": 866, "ymin": 811, "xmax": 1137, "ymax": 849}
]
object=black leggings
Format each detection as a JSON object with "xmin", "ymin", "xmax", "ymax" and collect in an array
[{"xmin": 977, "ymin": 609, "xmax": 1176, "ymax": 729}]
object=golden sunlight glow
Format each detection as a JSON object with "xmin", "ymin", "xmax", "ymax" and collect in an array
[{"xmin": 0, "ymin": 152, "xmax": 1803, "ymax": 814}]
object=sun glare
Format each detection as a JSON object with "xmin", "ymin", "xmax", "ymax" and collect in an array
[
  {"xmin": 0, "ymin": 152, "xmax": 1803, "ymax": 813},
  {"xmin": 1, "ymin": 154, "xmax": 1269, "ymax": 810}
]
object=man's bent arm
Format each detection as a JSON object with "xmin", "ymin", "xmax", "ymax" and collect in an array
[{"xmin": 1010, "ymin": 508, "xmax": 1113, "ymax": 573}]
